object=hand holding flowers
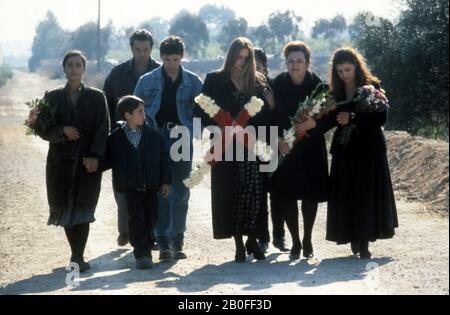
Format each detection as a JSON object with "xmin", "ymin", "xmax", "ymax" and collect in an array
[
  {"xmin": 336, "ymin": 85, "xmax": 389, "ymax": 146},
  {"xmin": 24, "ymin": 97, "xmax": 57, "ymax": 136},
  {"xmin": 184, "ymin": 94, "xmax": 268, "ymax": 188}
]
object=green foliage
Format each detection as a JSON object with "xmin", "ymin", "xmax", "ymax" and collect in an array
[
  {"xmin": 351, "ymin": 0, "xmax": 449, "ymax": 139},
  {"xmin": 219, "ymin": 18, "xmax": 249, "ymax": 52},
  {"xmin": 139, "ymin": 17, "xmax": 170, "ymax": 45},
  {"xmin": 312, "ymin": 15, "xmax": 347, "ymax": 39},
  {"xmin": 307, "ymin": 37, "xmax": 352, "ymax": 79},
  {"xmin": 169, "ymin": 13, "xmax": 209, "ymax": 59},
  {"xmin": 248, "ymin": 10, "xmax": 304, "ymax": 56},
  {"xmin": 29, "ymin": 11, "xmax": 112, "ymax": 73},
  {"xmin": 268, "ymin": 10, "xmax": 303, "ymax": 43},
  {"xmin": 70, "ymin": 21, "xmax": 112, "ymax": 61},
  {"xmin": 24, "ymin": 98, "xmax": 57, "ymax": 136},
  {"xmin": 203, "ymin": 42, "xmax": 223, "ymax": 59},
  {"xmin": 28, "ymin": 11, "xmax": 69, "ymax": 72}
]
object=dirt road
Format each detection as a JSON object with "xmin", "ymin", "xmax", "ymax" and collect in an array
[{"xmin": 0, "ymin": 71, "xmax": 448, "ymax": 295}]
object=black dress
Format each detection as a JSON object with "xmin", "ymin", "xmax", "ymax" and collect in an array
[
  {"xmin": 270, "ymin": 71, "xmax": 329, "ymax": 202},
  {"xmin": 312, "ymin": 86, "xmax": 399, "ymax": 244},
  {"xmin": 194, "ymin": 71, "xmax": 271, "ymax": 240},
  {"xmin": 37, "ymin": 84, "xmax": 110, "ymax": 227}
]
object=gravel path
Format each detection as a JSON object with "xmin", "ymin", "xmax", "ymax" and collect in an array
[{"xmin": 0, "ymin": 71, "xmax": 448, "ymax": 295}]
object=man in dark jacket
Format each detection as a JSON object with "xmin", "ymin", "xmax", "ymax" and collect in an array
[
  {"xmin": 104, "ymin": 96, "xmax": 171, "ymax": 269},
  {"xmin": 103, "ymin": 29, "xmax": 160, "ymax": 247}
]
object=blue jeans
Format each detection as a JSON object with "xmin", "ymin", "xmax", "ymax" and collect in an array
[{"xmin": 155, "ymin": 128, "xmax": 192, "ymax": 251}]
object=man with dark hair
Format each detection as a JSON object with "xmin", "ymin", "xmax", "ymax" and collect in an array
[
  {"xmin": 134, "ymin": 36, "xmax": 202, "ymax": 262},
  {"xmin": 103, "ymin": 29, "xmax": 160, "ymax": 248}
]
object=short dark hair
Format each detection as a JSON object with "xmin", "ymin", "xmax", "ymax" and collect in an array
[
  {"xmin": 254, "ymin": 47, "xmax": 268, "ymax": 66},
  {"xmin": 129, "ymin": 29, "xmax": 154, "ymax": 48},
  {"xmin": 62, "ymin": 50, "xmax": 87, "ymax": 68},
  {"xmin": 160, "ymin": 36, "xmax": 184, "ymax": 56},
  {"xmin": 283, "ymin": 41, "xmax": 312, "ymax": 64},
  {"xmin": 117, "ymin": 95, "xmax": 145, "ymax": 121}
]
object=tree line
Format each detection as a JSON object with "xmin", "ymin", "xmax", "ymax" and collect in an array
[{"xmin": 28, "ymin": 0, "xmax": 449, "ymax": 140}]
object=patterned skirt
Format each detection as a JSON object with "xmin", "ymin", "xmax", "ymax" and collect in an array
[{"xmin": 234, "ymin": 161, "xmax": 268, "ymax": 236}]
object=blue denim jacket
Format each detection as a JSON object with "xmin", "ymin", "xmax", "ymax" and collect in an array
[{"xmin": 134, "ymin": 66, "xmax": 203, "ymax": 135}]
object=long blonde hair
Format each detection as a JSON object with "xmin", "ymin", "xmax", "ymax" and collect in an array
[{"xmin": 221, "ymin": 37, "xmax": 264, "ymax": 94}]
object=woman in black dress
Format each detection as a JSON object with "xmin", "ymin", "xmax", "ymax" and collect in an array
[
  {"xmin": 28, "ymin": 51, "xmax": 110, "ymax": 271},
  {"xmin": 297, "ymin": 47, "xmax": 398, "ymax": 259},
  {"xmin": 270, "ymin": 41, "xmax": 329, "ymax": 260},
  {"xmin": 194, "ymin": 38, "xmax": 271, "ymax": 263}
]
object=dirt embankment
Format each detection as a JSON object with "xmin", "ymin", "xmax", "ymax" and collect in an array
[{"xmin": 385, "ymin": 131, "xmax": 449, "ymax": 215}]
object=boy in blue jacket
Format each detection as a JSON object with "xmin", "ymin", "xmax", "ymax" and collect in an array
[{"xmin": 104, "ymin": 95, "xmax": 171, "ymax": 269}]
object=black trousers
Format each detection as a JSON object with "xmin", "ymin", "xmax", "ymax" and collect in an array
[
  {"xmin": 124, "ymin": 189, "xmax": 158, "ymax": 259},
  {"xmin": 271, "ymin": 197, "xmax": 318, "ymax": 244},
  {"xmin": 270, "ymin": 198, "xmax": 289, "ymax": 241}
]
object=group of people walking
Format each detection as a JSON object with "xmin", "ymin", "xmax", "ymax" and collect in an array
[{"xmin": 27, "ymin": 28, "xmax": 398, "ymax": 271}]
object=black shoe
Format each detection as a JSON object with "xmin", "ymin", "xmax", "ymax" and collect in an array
[
  {"xmin": 136, "ymin": 256, "xmax": 153, "ymax": 269},
  {"xmin": 246, "ymin": 239, "xmax": 266, "ymax": 261},
  {"xmin": 289, "ymin": 242, "xmax": 302, "ymax": 261},
  {"xmin": 359, "ymin": 241, "xmax": 372, "ymax": 259},
  {"xmin": 159, "ymin": 249, "xmax": 174, "ymax": 262},
  {"xmin": 70, "ymin": 258, "xmax": 90, "ymax": 273},
  {"xmin": 302, "ymin": 239, "xmax": 314, "ymax": 259},
  {"xmin": 258, "ymin": 240, "xmax": 269, "ymax": 253},
  {"xmin": 273, "ymin": 237, "xmax": 289, "ymax": 252},
  {"xmin": 174, "ymin": 250, "xmax": 187, "ymax": 260},
  {"xmin": 351, "ymin": 241, "xmax": 360, "ymax": 255},
  {"xmin": 360, "ymin": 251, "xmax": 372, "ymax": 259},
  {"xmin": 117, "ymin": 234, "xmax": 129, "ymax": 247}
]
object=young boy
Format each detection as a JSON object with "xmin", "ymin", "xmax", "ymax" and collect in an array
[{"xmin": 104, "ymin": 95, "xmax": 171, "ymax": 269}]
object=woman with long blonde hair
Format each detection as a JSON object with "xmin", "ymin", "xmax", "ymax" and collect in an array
[{"xmin": 194, "ymin": 37, "xmax": 271, "ymax": 262}]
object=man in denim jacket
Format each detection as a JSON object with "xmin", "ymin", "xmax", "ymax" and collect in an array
[{"xmin": 134, "ymin": 36, "xmax": 202, "ymax": 261}]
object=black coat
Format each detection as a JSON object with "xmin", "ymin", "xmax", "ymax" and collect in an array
[
  {"xmin": 37, "ymin": 84, "xmax": 110, "ymax": 227},
  {"xmin": 194, "ymin": 71, "xmax": 271, "ymax": 239},
  {"xmin": 311, "ymin": 84, "xmax": 398, "ymax": 243},
  {"xmin": 270, "ymin": 71, "xmax": 329, "ymax": 202},
  {"xmin": 103, "ymin": 58, "xmax": 160, "ymax": 128},
  {"xmin": 312, "ymin": 83, "xmax": 388, "ymax": 159},
  {"xmin": 103, "ymin": 123, "xmax": 172, "ymax": 193}
]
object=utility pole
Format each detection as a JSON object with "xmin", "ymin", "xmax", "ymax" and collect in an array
[{"xmin": 96, "ymin": 0, "xmax": 101, "ymax": 73}]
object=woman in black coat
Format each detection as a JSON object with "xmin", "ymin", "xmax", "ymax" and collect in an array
[
  {"xmin": 194, "ymin": 38, "xmax": 271, "ymax": 263},
  {"xmin": 297, "ymin": 47, "xmax": 398, "ymax": 259},
  {"xmin": 270, "ymin": 41, "xmax": 329, "ymax": 260},
  {"xmin": 28, "ymin": 51, "xmax": 110, "ymax": 271}
]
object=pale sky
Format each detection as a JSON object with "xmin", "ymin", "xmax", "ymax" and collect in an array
[{"xmin": 0, "ymin": 0, "xmax": 400, "ymax": 54}]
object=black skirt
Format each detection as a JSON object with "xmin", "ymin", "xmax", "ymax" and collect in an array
[
  {"xmin": 270, "ymin": 133, "xmax": 329, "ymax": 202},
  {"xmin": 326, "ymin": 153, "xmax": 398, "ymax": 244},
  {"xmin": 211, "ymin": 161, "xmax": 268, "ymax": 240}
]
